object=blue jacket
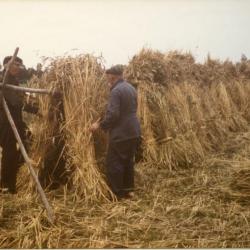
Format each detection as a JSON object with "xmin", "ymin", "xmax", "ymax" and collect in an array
[{"xmin": 100, "ymin": 79, "xmax": 141, "ymax": 142}]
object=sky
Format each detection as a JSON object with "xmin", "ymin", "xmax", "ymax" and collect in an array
[{"xmin": 0, "ymin": 0, "xmax": 250, "ymax": 68}]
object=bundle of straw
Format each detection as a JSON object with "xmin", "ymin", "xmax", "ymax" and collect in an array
[{"xmin": 27, "ymin": 55, "xmax": 113, "ymax": 201}]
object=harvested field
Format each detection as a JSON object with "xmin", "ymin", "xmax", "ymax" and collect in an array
[{"xmin": 1, "ymin": 49, "xmax": 250, "ymax": 248}]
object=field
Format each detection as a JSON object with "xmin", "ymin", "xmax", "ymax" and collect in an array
[{"xmin": 0, "ymin": 49, "xmax": 250, "ymax": 248}]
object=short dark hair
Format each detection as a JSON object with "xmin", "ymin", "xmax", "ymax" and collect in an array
[
  {"xmin": 105, "ymin": 64, "xmax": 124, "ymax": 76},
  {"xmin": 3, "ymin": 56, "xmax": 23, "ymax": 65}
]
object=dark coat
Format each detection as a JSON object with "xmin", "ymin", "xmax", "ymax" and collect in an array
[
  {"xmin": 0, "ymin": 74, "xmax": 24, "ymax": 125},
  {"xmin": 0, "ymin": 72, "xmax": 38, "ymax": 147},
  {"xmin": 100, "ymin": 79, "xmax": 141, "ymax": 142},
  {"xmin": 0, "ymin": 73, "xmax": 27, "ymax": 192}
]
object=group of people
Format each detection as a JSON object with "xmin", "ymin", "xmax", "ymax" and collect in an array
[{"xmin": 0, "ymin": 55, "xmax": 141, "ymax": 200}]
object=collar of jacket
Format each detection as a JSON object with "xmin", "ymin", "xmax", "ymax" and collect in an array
[{"xmin": 110, "ymin": 78, "xmax": 124, "ymax": 91}]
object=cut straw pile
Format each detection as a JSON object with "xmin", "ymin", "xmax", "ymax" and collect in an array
[
  {"xmin": 26, "ymin": 55, "xmax": 113, "ymax": 201},
  {"xmin": 230, "ymin": 165, "xmax": 250, "ymax": 199},
  {"xmin": 125, "ymin": 49, "xmax": 250, "ymax": 168}
]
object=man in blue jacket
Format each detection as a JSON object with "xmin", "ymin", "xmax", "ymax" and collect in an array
[{"xmin": 91, "ymin": 65, "xmax": 141, "ymax": 199}]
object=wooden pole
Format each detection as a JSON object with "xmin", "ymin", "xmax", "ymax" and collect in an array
[
  {"xmin": 0, "ymin": 83, "xmax": 54, "ymax": 95},
  {"xmin": 2, "ymin": 98, "xmax": 55, "ymax": 223},
  {"xmin": 2, "ymin": 47, "xmax": 19, "ymax": 85},
  {"xmin": 1, "ymin": 47, "xmax": 55, "ymax": 223}
]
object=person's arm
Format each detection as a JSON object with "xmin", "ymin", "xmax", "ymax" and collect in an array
[
  {"xmin": 100, "ymin": 89, "xmax": 121, "ymax": 131},
  {"xmin": 22, "ymin": 93, "xmax": 39, "ymax": 114},
  {"xmin": 23, "ymin": 102, "xmax": 39, "ymax": 114}
]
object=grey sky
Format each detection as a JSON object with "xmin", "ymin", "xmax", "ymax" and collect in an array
[{"xmin": 0, "ymin": 0, "xmax": 250, "ymax": 68}]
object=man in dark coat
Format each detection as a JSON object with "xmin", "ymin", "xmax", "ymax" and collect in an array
[
  {"xmin": 0, "ymin": 56, "xmax": 37, "ymax": 194},
  {"xmin": 91, "ymin": 65, "xmax": 141, "ymax": 199}
]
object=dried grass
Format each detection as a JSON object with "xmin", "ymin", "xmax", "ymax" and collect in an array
[
  {"xmin": 1, "ymin": 49, "xmax": 250, "ymax": 248},
  {"xmin": 26, "ymin": 55, "xmax": 113, "ymax": 201},
  {"xmin": 125, "ymin": 49, "xmax": 249, "ymax": 168}
]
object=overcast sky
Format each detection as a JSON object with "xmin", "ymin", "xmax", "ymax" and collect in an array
[{"xmin": 0, "ymin": 0, "xmax": 250, "ymax": 68}]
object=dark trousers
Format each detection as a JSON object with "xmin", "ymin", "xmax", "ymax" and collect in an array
[
  {"xmin": 0, "ymin": 121, "xmax": 27, "ymax": 193},
  {"xmin": 106, "ymin": 138, "xmax": 139, "ymax": 198}
]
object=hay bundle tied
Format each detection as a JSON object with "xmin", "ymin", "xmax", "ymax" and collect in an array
[{"xmin": 27, "ymin": 55, "xmax": 113, "ymax": 201}]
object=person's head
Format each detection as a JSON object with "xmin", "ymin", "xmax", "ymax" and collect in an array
[
  {"xmin": 3, "ymin": 56, "xmax": 25, "ymax": 77},
  {"xmin": 105, "ymin": 65, "xmax": 124, "ymax": 87},
  {"xmin": 36, "ymin": 63, "xmax": 42, "ymax": 71}
]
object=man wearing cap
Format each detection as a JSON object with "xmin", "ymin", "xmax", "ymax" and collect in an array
[
  {"xmin": 91, "ymin": 65, "xmax": 141, "ymax": 199},
  {"xmin": 0, "ymin": 56, "xmax": 37, "ymax": 194}
]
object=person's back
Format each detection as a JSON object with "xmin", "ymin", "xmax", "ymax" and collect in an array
[{"xmin": 108, "ymin": 79, "xmax": 140, "ymax": 142}]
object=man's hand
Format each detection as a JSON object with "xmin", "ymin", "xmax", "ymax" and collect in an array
[{"xmin": 90, "ymin": 121, "xmax": 100, "ymax": 132}]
